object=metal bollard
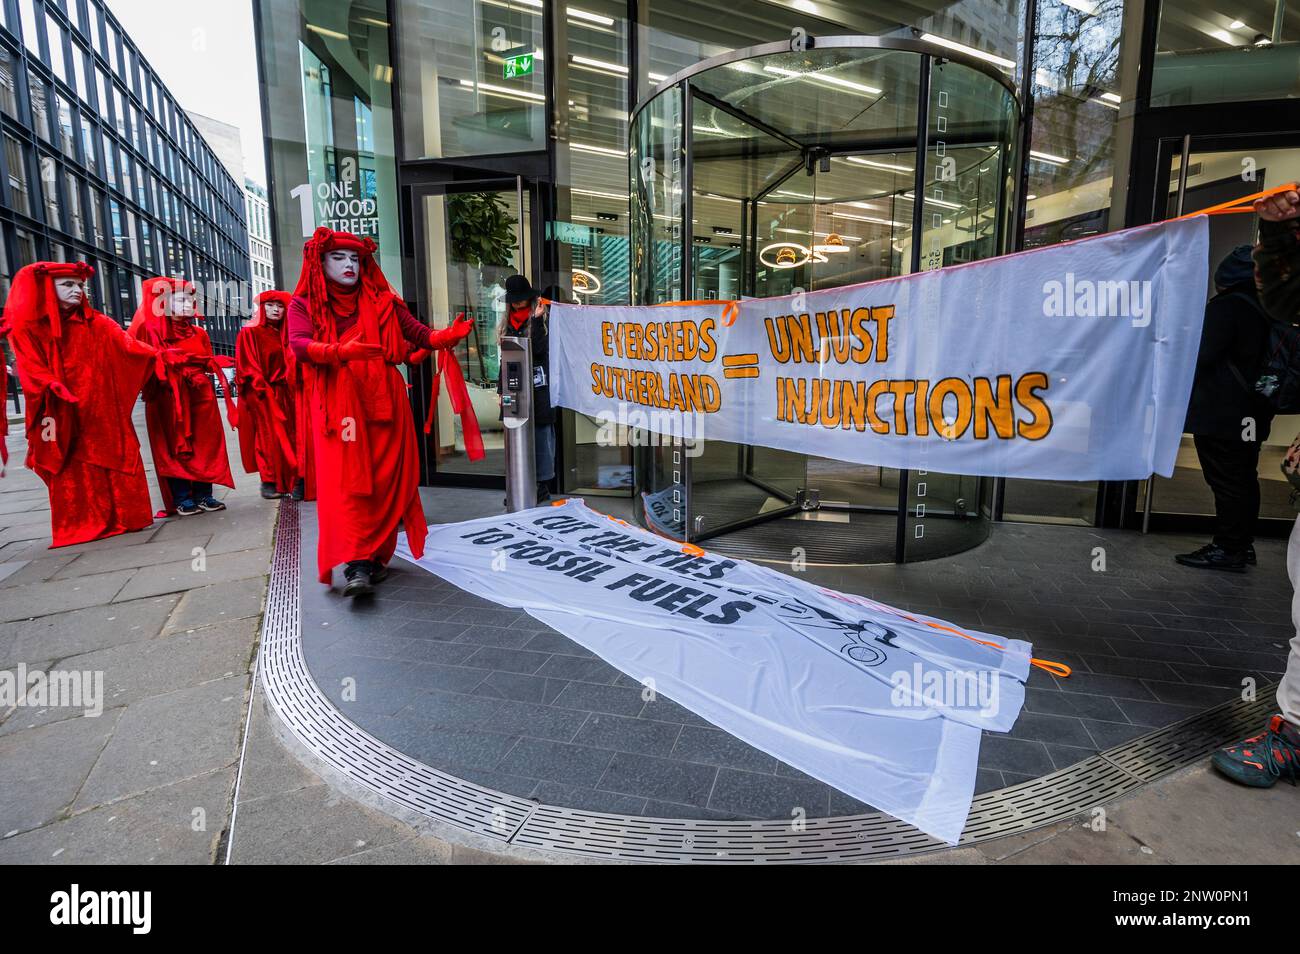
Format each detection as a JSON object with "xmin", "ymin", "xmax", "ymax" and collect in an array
[{"xmin": 499, "ymin": 335, "xmax": 536, "ymax": 511}]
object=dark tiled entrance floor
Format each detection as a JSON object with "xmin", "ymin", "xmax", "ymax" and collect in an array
[{"xmin": 299, "ymin": 488, "xmax": 1292, "ymax": 821}]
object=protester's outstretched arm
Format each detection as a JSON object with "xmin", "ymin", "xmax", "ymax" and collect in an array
[
  {"xmin": 1254, "ymin": 188, "xmax": 1300, "ymax": 324},
  {"xmin": 427, "ymin": 312, "xmax": 474, "ymax": 350}
]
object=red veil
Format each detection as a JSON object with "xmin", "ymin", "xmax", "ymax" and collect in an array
[
  {"xmin": 130, "ymin": 276, "xmax": 235, "ymax": 513},
  {"xmin": 3, "ymin": 261, "xmax": 156, "ymax": 545},
  {"xmin": 235, "ymin": 290, "xmax": 297, "ymax": 490}
]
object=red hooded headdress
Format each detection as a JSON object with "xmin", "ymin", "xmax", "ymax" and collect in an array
[
  {"xmin": 1, "ymin": 262, "xmax": 97, "ymax": 474},
  {"xmin": 251, "ymin": 289, "xmax": 294, "ymax": 329},
  {"xmin": 129, "ymin": 276, "xmax": 204, "ymax": 342},
  {"xmin": 292, "ymin": 229, "xmax": 397, "ymax": 345}
]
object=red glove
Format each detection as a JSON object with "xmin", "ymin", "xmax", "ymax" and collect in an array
[
  {"xmin": 428, "ymin": 313, "xmax": 473, "ymax": 350},
  {"xmin": 339, "ymin": 340, "xmax": 384, "ymax": 363},
  {"xmin": 406, "ymin": 348, "xmax": 432, "ymax": 365},
  {"xmin": 48, "ymin": 381, "xmax": 78, "ymax": 403},
  {"xmin": 306, "ymin": 341, "xmax": 384, "ymax": 364}
]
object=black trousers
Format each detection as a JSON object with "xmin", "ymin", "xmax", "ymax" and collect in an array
[{"xmin": 1193, "ymin": 434, "xmax": 1262, "ymax": 552}]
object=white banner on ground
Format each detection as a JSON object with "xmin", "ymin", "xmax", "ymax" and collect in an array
[
  {"xmin": 397, "ymin": 499, "xmax": 1032, "ymax": 843},
  {"xmin": 551, "ymin": 215, "xmax": 1210, "ymax": 480}
]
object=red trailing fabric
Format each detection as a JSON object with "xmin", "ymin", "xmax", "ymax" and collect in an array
[{"xmin": 424, "ymin": 345, "xmax": 485, "ymax": 462}]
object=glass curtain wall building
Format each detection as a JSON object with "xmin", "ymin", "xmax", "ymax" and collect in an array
[
  {"xmin": 0, "ymin": 0, "xmax": 253, "ymax": 352},
  {"xmin": 254, "ymin": 0, "xmax": 1300, "ymax": 560}
]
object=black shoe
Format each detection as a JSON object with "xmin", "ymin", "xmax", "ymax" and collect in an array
[
  {"xmin": 536, "ymin": 482, "xmax": 552, "ymax": 504},
  {"xmin": 1246, "ymin": 545, "xmax": 1256, "ymax": 566},
  {"xmin": 198, "ymin": 496, "xmax": 226, "ymax": 512},
  {"xmin": 342, "ymin": 562, "xmax": 374, "ymax": 598},
  {"xmin": 1175, "ymin": 543, "xmax": 1247, "ymax": 572},
  {"xmin": 290, "ymin": 480, "xmax": 305, "ymax": 502},
  {"xmin": 260, "ymin": 482, "xmax": 284, "ymax": 500},
  {"xmin": 175, "ymin": 499, "xmax": 200, "ymax": 516},
  {"xmin": 369, "ymin": 561, "xmax": 390, "ymax": 585}
]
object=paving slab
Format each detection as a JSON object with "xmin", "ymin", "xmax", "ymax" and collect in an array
[
  {"xmin": 0, "ymin": 594, "xmax": 179, "ymax": 669},
  {"xmin": 0, "ymin": 768, "xmax": 234, "ymax": 864},
  {"xmin": 162, "ymin": 576, "xmax": 268, "ymax": 633},
  {"xmin": 112, "ymin": 548, "xmax": 271, "ymax": 602},
  {"xmin": 0, "ymin": 710, "xmax": 121, "ymax": 834},
  {"xmin": 0, "ymin": 569, "xmax": 133, "ymax": 623},
  {"xmin": 73, "ymin": 673, "xmax": 249, "ymax": 810}
]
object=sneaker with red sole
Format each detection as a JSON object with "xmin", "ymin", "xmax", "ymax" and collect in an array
[{"xmin": 1211, "ymin": 715, "xmax": 1300, "ymax": 787}]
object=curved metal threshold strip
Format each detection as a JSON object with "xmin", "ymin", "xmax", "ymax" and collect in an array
[{"xmin": 260, "ymin": 501, "xmax": 1278, "ymax": 863}]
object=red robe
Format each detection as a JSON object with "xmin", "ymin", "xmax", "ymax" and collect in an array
[
  {"xmin": 289, "ymin": 290, "xmax": 427, "ymax": 582},
  {"xmin": 4, "ymin": 265, "xmax": 156, "ymax": 547},
  {"xmin": 235, "ymin": 318, "xmax": 296, "ymax": 492},
  {"xmin": 131, "ymin": 282, "xmax": 234, "ymax": 512}
]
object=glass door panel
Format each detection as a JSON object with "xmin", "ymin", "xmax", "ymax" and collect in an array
[
  {"xmin": 419, "ymin": 183, "xmax": 530, "ymax": 479},
  {"xmin": 1146, "ymin": 142, "xmax": 1300, "ymax": 525}
]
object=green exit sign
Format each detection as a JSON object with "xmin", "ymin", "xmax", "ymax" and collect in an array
[{"xmin": 503, "ymin": 51, "xmax": 534, "ymax": 80}]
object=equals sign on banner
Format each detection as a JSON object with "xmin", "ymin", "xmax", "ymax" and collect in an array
[{"xmin": 722, "ymin": 354, "xmax": 760, "ymax": 379}]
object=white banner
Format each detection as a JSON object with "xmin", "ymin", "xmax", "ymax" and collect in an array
[
  {"xmin": 397, "ymin": 499, "xmax": 1033, "ymax": 843},
  {"xmin": 551, "ymin": 216, "xmax": 1210, "ymax": 480}
]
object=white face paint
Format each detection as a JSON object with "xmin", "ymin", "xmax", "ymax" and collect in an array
[
  {"xmin": 262, "ymin": 300, "xmax": 285, "ymax": 322},
  {"xmin": 323, "ymin": 250, "xmax": 360, "ymax": 287},
  {"xmin": 52, "ymin": 277, "xmax": 86, "ymax": 310},
  {"xmin": 167, "ymin": 290, "xmax": 197, "ymax": 320}
]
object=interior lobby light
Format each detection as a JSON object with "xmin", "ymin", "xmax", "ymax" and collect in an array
[
  {"xmin": 571, "ymin": 54, "xmax": 628, "ymax": 75},
  {"xmin": 835, "ymin": 210, "xmax": 907, "ymax": 227},
  {"xmin": 1208, "ymin": 28, "xmax": 1234, "ymax": 43},
  {"xmin": 843, "ymin": 156, "xmax": 913, "ymax": 173},
  {"xmin": 1229, "ymin": 19, "xmax": 1245, "ymax": 29},
  {"xmin": 762, "ymin": 65, "xmax": 881, "ymax": 96},
  {"xmin": 306, "ymin": 24, "xmax": 348, "ymax": 41},
  {"xmin": 814, "ymin": 232, "xmax": 852, "ymax": 254},
  {"xmin": 572, "ymin": 187, "xmax": 630, "ymax": 200},
  {"xmin": 919, "ymin": 34, "xmax": 1016, "ymax": 71},
  {"xmin": 1059, "ymin": 0, "xmax": 1098, "ymax": 13},
  {"xmin": 458, "ymin": 79, "xmax": 545, "ymax": 103},
  {"xmin": 1100, "ymin": 91, "xmax": 1121, "ymax": 103},
  {"xmin": 760, "ymin": 242, "xmax": 811, "ymax": 269},
  {"xmin": 572, "ymin": 268, "xmax": 602, "ymax": 295},
  {"xmin": 648, "ymin": 72, "xmax": 668, "ymax": 84},
  {"xmin": 569, "ymin": 7, "xmax": 616, "ymax": 25},
  {"xmin": 571, "ymin": 141, "xmax": 626, "ymax": 157},
  {"xmin": 1029, "ymin": 149, "xmax": 1069, "ymax": 165}
]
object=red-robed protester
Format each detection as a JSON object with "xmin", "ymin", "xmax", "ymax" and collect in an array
[
  {"xmin": 3, "ymin": 262, "xmax": 157, "ymax": 546},
  {"xmin": 236, "ymin": 290, "xmax": 298, "ymax": 499},
  {"xmin": 287, "ymin": 227, "xmax": 476, "ymax": 597},
  {"xmin": 131, "ymin": 277, "xmax": 236, "ymax": 516}
]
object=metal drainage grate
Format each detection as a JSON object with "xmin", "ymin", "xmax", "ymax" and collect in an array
[{"xmin": 259, "ymin": 501, "xmax": 1280, "ymax": 863}]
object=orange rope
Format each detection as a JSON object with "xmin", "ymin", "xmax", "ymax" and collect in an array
[
  {"xmin": 654, "ymin": 298, "xmax": 740, "ymax": 326},
  {"xmin": 1176, "ymin": 180, "xmax": 1298, "ymax": 220}
]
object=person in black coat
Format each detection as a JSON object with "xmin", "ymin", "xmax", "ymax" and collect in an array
[
  {"xmin": 499, "ymin": 275, "xmax": 568, "ymax": 501},
  {"xmin": 1175, "ymin": 244, "xmax": 1275, "ymax": 571}
]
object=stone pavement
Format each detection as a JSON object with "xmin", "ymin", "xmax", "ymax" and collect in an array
[
  {"xmin": 0, "ymin": 408, "xmax": 272, "ymax": 863},
  {"xmin": 1, "ymin": 405, "xmax": 1296, "ymax": 864}
]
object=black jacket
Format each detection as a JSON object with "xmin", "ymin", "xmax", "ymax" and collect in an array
[{"xmin": 1184, "ymin": 281, "xmax": 1273, "ymax": 439}]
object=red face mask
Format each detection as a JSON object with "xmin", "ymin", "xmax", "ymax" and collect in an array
[{"xmin": 508, "ymin": 303, "xmax": 530, "ymax": 331}]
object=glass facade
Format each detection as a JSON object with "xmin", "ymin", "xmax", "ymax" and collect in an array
[
  {"xmin": 0, "ymin": 0, "xmax": 252, "ymax": 350},
  {"xmin": 255, "ymin": 0, "xmax": 401, "ymax": 291},
  {"xmin": 250, "ymin": 0, "xmax": 1300, "ymax": 556}
]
